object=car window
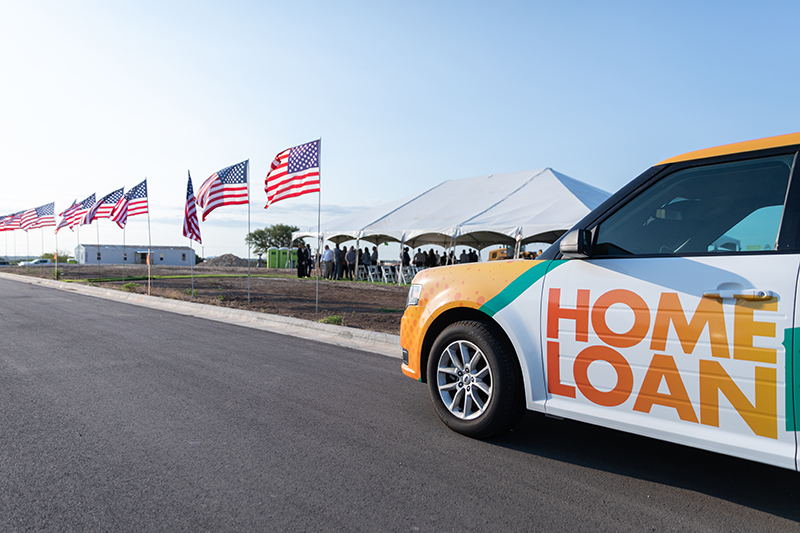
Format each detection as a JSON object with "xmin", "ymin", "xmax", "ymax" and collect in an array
[{"xmin": 593, "ymin": 155, "xmax": 794, "ymax": 256}]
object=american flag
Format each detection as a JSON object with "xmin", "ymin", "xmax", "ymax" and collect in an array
[
  {"xmin": 84, "ymin": 188, "xmax": 124, "ymax": 225},
  {"xmin": 55, "ymin": 200, "xmax": 79, "ymax": 233},
  {"xmin": 197, "ymin": 160, "xmax": 248, "ymax": 221},
  {"xmin": 19, "ymin": 208, "xmax": 38, "ymax": 230},
  {"xmin": 110, "ymin": 180, "xmax": 148, "ymax": 229},
  {"xmin": 20, "ymin": 203, "xmax": 56, "ymax": 230},
  {"xmin": 265, "ymin": 140, "xmax": 320, "ymax": 209},
  {"xmin": 68, "ymin": 194, "xmax": 96, "ymax": 229},
  {"xmin": 183, "ymin": 171, "xmax": 201, "ymax": 244},
  {"xmin": 0, "ymin": 211, "xmax": 23, "ymax": 232}
]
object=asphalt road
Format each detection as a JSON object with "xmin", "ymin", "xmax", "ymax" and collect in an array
[{"xmin": 1, "ymin": 278, "xmax": 799, "ymax": 532}]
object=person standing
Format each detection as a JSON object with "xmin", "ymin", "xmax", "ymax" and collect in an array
[
  {"xmin": 413, "ymin": 249, "xmax": 424, "ymax": 268},
  {"xmin": 322, "ymin": 245, "xmax": 334, "ymax": 279},
  {"xmin": 402, "ymin": 247, "xmax": 411, "ymax": 267},
  {"xmin": 334, "ymin": 243, "xmax": 343, "ymax": 280},
  {"xmin": 296, "ymin": 243, "xmax": 307, "ymax": 278},
  {"xmin": 345, "ymin": 246, "xmax": 356, "ymax": 280},
  {"xmin": 371, "ymin": 246, "xmax": 379, "ymax": 266}
]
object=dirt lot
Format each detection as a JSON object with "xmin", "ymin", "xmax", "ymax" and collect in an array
[{"xmin": 8, "ymin": 262, "xmax": 410, "ymax": 335}]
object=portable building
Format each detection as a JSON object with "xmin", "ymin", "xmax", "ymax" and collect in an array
[{"xmin": 75, "ymin": 244, "xmax": 196, "ymax": 266}]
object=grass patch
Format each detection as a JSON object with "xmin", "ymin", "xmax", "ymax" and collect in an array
[
  {"xmin": 121, "ymin": 282, "xmax": 140, "ymax": 292},
  {"xmin": 377, "ymin": 308, "xmax": 403, "ymax": 313},
  {"xmin": 318, "ymin": 315, "xmax": 343, "ymax": 326},
  {"xmin": 67, "ymin": 273, "xmax": 296, "ymax": 283}
]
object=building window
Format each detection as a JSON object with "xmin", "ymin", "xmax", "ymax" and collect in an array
[
  {"xmin": 182, "ymin": 253, "xmax": 186, "ymax": 261},
  {"xmin": 124, "ymin": 253, "xmax": 127, "ymax": 261},
  {"xmin": 160, "ymin": 253, "xmax": 164, "ymax": 261},
  {"xmin": 97, "ymin": 252, "xmax": 101, "ymax": 261}
]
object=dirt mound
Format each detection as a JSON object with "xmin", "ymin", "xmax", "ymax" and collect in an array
[{"xmin": 200, "ymin": 254, "xmax": 251, "ymax": 268}]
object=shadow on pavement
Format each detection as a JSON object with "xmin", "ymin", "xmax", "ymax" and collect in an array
[{"xmin": 489, "ymin": 412, "xmax": 800, "ymax": 523}]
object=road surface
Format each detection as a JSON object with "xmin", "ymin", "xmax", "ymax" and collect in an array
[{"xmin": 0, "ymin": 279, "xmax": 798, "ymax": 531}]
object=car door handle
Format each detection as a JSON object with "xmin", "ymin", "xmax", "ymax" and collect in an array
[{"xmin": 702, "ymin": 289, "xmax": 776, "ymax": 301}]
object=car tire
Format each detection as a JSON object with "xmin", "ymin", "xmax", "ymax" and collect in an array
[{"xmin": 427, "ymin": 320, "xmax": 525, "ymax": 438}]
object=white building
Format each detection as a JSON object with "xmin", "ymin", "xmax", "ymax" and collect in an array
[{"xmin": 75, "ymin": 244, "xmax": 196, "ymax": 266}]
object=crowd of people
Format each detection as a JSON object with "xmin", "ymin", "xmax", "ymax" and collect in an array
[
  {"xmin": 295, "ymin": 242, "xmax": 381, "ymax": 280},
  {"xmin": 401, "ymin": 247, "xmax": 478, "ymax": 268},
  {"xmin": 294, "ymin": 242, "xmax": 535, "ymax": 280}
]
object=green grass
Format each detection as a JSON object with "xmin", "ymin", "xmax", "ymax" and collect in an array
[
  {"xmin": 121, "ymin": 282, "xmax": 140, "ymax": 292},
  {"xmin": 63, "ymin": 273, "xmax": 296, "ymax": 283},
  {"xmin": 318, "ymin": 315, "xmax": 343, "ymax": 326}
]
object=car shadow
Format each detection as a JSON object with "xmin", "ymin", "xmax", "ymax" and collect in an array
[{"xmin": 488, "ymin": 412, "xmax": 800, "ymax": 522}]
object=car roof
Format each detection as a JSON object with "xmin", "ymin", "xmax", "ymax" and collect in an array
[{"xmin": 658, "ymin": 132, "xmax": 800, "ymax": 165}]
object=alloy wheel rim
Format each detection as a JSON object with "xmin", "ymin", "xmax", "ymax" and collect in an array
[{"xmin": 436, "ymin": 340, "xmax": 493, "ymax": 420}]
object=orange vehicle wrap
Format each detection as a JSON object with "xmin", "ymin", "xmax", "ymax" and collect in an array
[{"xmin": 400, "ymin": 260, "xmax": 552, "ymax": 380}]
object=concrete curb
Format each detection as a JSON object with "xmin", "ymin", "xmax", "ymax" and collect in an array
[{"xmin": 0, "ymin": 272, "xmax": 402, "ymax": 359}]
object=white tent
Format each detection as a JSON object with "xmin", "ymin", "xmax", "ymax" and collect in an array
[{"xmin": 293, "ymin": 168, "xmax": 610, "ymax": 250}]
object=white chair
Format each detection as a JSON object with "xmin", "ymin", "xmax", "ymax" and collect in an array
[
  {"xmin": 357, "ymin": 264, "xmax": 368, "ymax": 281},
  {"xmin": 368, "ymin": 265, "xmax": 381, "ymax": 282},
  {"xmin": 398, "ymin": 265, "xmax": 415, "ymax": 284},
  {"xmin": 381, "ymin": 265, "xmax": 396, "ymax": 284}
]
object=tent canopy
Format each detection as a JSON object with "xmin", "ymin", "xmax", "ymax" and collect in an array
[{"xmin": 294, "ymin": 168, "xmax": 610, "ymax": 250}]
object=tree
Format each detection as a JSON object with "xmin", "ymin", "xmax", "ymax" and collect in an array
[
  {"xmin": 245, "ymin": 223, "xmax": 301, "ymax": 254},
  {"xmin": 42, "ymin": 250, "xmax": 72, "ymax": 261}
]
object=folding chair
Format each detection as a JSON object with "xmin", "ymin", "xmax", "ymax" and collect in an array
[
  {"xmin": 368, "ymin": 265, "xmax": 381, "ymax": 282},
  {"xmin": 381, "ymin": 265, "xmax": 396, "ymax": 284}
]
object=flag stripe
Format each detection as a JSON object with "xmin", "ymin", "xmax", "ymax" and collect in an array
[
  {"xmin": 111, "ymin": 179, "xmax": 148, "ymax": 228},
  {"xmin": 197, "ymin": 160, "xmax": 249, "ymax": 221},
  {"xmin": 183, "ymin": 172, "xmax": 201, "ymax": 244},
  {"xmin": 264, "ymin": 140, "xmax": 319, "ymax": 209}
]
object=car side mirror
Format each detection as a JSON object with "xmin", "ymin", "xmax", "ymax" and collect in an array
[{"xmin": 559, "ymin": 228, "xmax": 590, "ymax": 258}]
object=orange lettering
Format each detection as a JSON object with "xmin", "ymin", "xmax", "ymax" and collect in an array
[
  {"xmin": 734, "ymin": 301, "xmax": 777, "ymax": 364},
  {"xmin": 547, "ymin": 288, "xmax": 590, "ymax": 342},
  {"xmin": 591, "ymin": 289, "xmax": 650, "ymax": 348},
  {"xmin": 633, "ymin": 354, "xmax": 698, "ymax": 422},
  {"xmin": 650, "ymin": 293, "xmax": 729, "ymax": 358},
  {"xmin": 574, "ymin": 345, "xmax": 633, "ymax": 407},
  {"xmin": 699, "ymin": 360, "xmax": 776, "ymax": 439},
  {"xmin": 547, "ymin": 341, "xmax": 576, "ymax": 398}
]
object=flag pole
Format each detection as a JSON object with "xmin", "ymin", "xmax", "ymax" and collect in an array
[
  {"xmin": 247, "ymin": 159, "xmax": 251, "ymax": 304},
  {"xmin": 96, "ymin": 219, "xmax": 101, "ymax": 283},
  {"xmin": 315, "ymin": 137, "xmax": 322, "ymax": 315},
  {"xmin": 146, "ymin": 178, "xmax": 151, "ymax": 296},
  {"xmin": 189, "ymin": 238, "xmax": 194, "ymax": 296},
  {"xmin": 122, "ymin": 227, "xmax": 126, "ymax": 283}
]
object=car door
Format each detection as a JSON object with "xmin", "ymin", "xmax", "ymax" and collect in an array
[{"xmin": 542, "ymin": 151, "xmax": 800, "ymax": 469}]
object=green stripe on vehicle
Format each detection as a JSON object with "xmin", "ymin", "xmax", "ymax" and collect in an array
[
  {"xmin": 480, "ymin": 260, "xmax": 567, "ymax": 317},
  {"xmin": 784, "ymin": 327, "xmax": 799, "ymax": 431}
]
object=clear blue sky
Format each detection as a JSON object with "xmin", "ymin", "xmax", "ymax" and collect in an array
[{"xmin": 2, "ymin": 1, "xmax": 799, "ymax": 259}]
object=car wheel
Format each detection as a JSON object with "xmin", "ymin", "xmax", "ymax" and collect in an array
[{"xmin": 427, "ymin": 320, "xmax": 525, "ymax": 438}]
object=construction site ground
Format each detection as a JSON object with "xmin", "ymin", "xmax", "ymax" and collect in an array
[{"xmin": 8, "ymin": 259, "xmax": 409, "ymax": 335}]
